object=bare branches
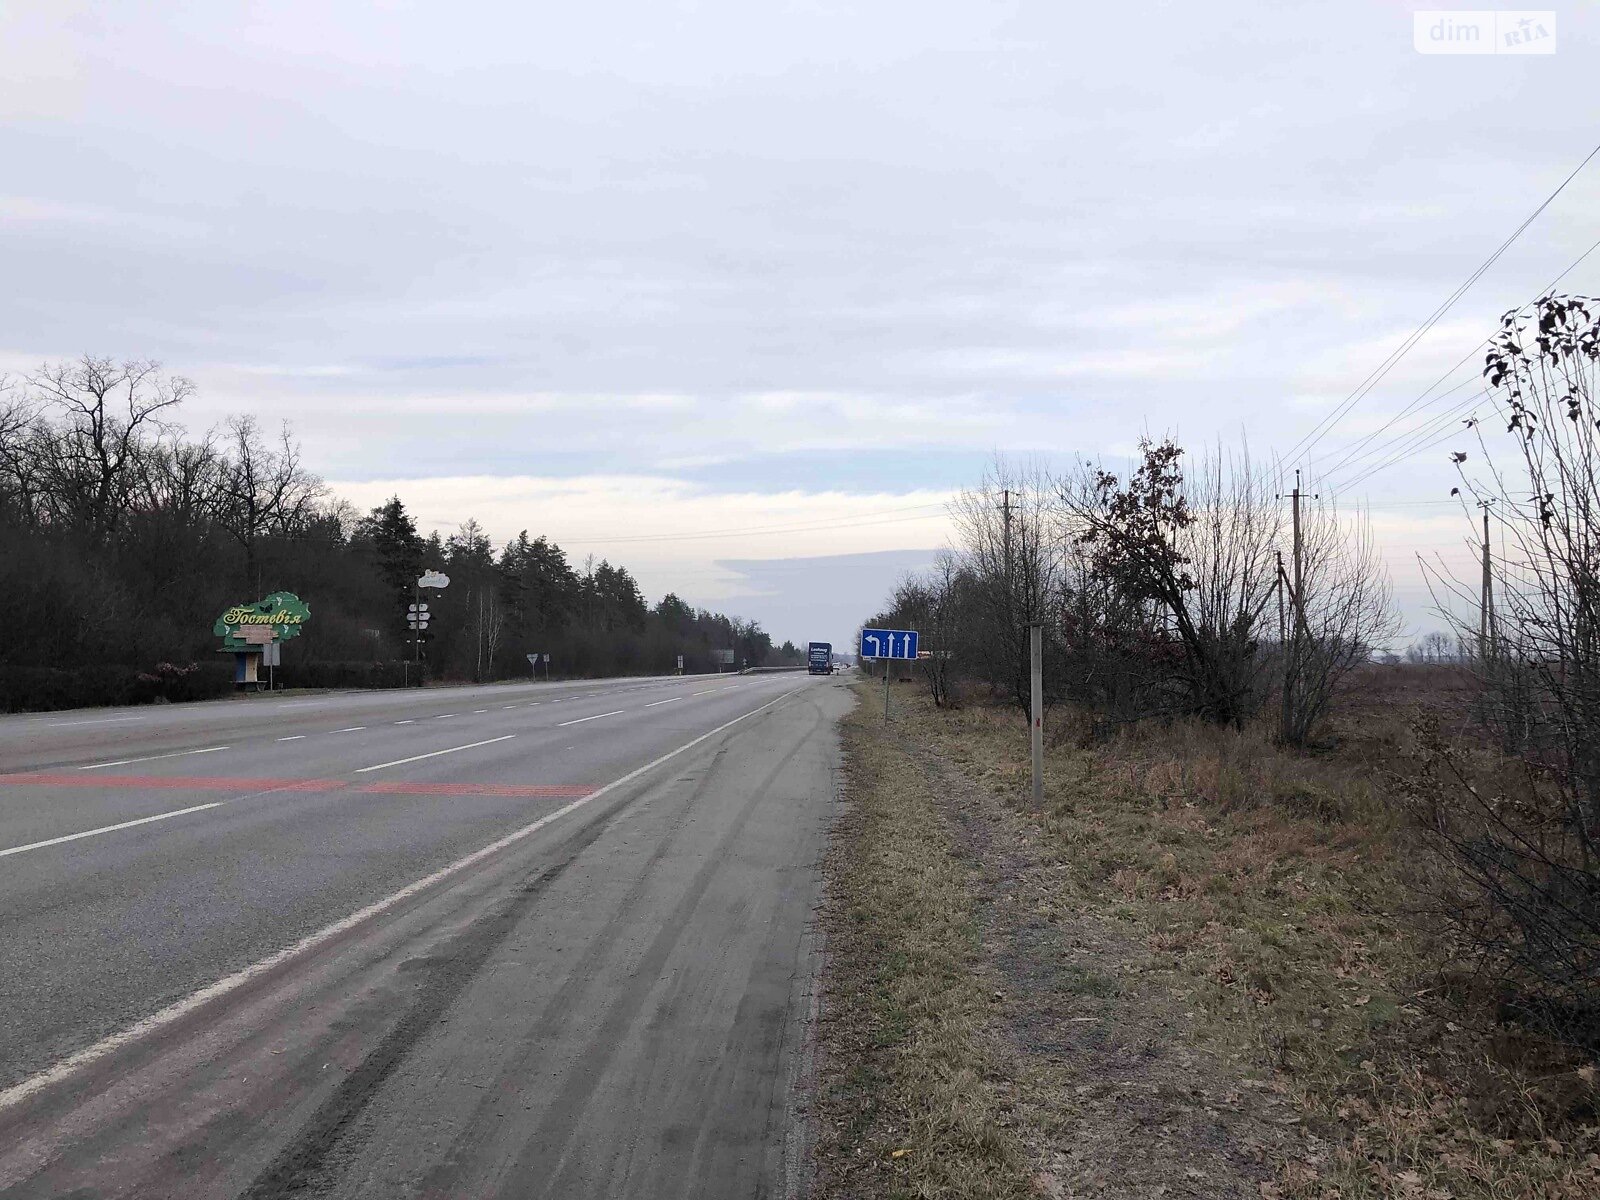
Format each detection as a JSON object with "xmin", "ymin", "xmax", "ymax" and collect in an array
[{"xmin": 23, "ymin": 356, "xmax": 192, "ymax": 539}]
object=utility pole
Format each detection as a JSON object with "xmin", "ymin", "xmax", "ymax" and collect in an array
[
  {"xmin": 999, "ymin": 487, "xmax": 1014, "ymax": 602},
  {"xmin": 1478, "ymin": 500, "xmax": 1495, "ymax": 663},
  {"xmin": 1277, "ymin": 471, "xmax": 1317, "ymax": 740},
  {"xmin": 1291, "ymin": 471, "xmax": 1306, "ymax": 644},
  {"xmin": 1277, "ymin": 552, "xmax": 1292, "ymax": 738}
]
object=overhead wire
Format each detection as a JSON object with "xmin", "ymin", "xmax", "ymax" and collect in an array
[{"xmin": 1279, "ymin": 140, "xmax": 1600, "ymax": 467}]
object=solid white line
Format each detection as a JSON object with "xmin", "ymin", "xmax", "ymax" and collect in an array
[
  {"xmin": 0, "ymin": 688, "xmax": 797, "ymax": 1113},
  {"xmin": 331, "ymin": 726, "xmax": 366, "ymax": 734},
  {"xmin": 79, "ymin": 746, "xmax": 230, "ymax": 771},
  {"xmin": 0, "ymin": 803, "xmax": 225, "ymax": 859},
  {"xmin": 354, "ymin": 734, "xmax": 516, "ymax": 773},
  {"xmin": 46, "ymin": 716, "xmax": 146, "ymax": 728},
  {"xmin": 556, "ymin": 709, "xmax": 625, "ymax": 727},
  {"xmin": 276, "ymin": 735, "xmax": 306, "ymax": 742},
  {"xmin": 644, "ymin": 697, "xmax": 681, "ymax": 707}
]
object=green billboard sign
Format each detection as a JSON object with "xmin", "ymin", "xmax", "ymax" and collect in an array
[{"xmin": 214, "ymin": 591, "xmax": 311, "ymax": 650}]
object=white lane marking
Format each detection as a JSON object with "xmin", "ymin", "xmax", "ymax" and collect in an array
[
  {"xmin": 501, "ymin": 705, "xmax": 518, "ymax": 710},
  {"xmin": 433, "ymin": 714, "xmax": 456, "ymax": 719},
  {"xmin": 46, "ymin": 716, "xmax": 146, "ymax": 728},
  {"xmin": 556, "ymin": 710, "xmax": 625, "ymax": 727},
  {"xmin": 394, "ymin": 720, "xmax": 415, "ymax": 725},
  {"xmin": 0, "ymin": 803, "xmax": 225, "ymax": 859},
  {"xmin": 472, "ymin": 709, "xmax": 488, "ymax": 714},
  {"xmin": 644, "ymin": 697, "xmax": 681, "ymax": 707},
  {"xmin": 79, "ymin": 746, "xmax": 230, "ymax": 771},
  {"xmin": 331, "ymin": 726, "xmax": 366, "ymax": 734},
  {"xmin": 354, "ymin": 734, "xmax": 517, "ymax": 773},
  {"xmin": 0, "ymin": 689, "xmax": 795, "ymax": 1112},
  {"xmin": 691, "ymin": 690, "xmax": 715, "ymax": 696},
  {"xmin": 276, "ymin": 735, "xmax": 306, "ymax": 742}
]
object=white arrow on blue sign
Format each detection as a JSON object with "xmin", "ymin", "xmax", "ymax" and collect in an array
[{"xmin": 859, "ymin": 627, "xmax": 919, "ymax": 660}]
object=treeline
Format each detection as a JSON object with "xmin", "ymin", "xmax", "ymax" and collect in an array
[{"xmin": 0, "ymin": 356, "xmax": 790, "ymax": 707}]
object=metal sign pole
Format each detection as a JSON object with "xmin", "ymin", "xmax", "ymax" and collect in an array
[{"xmin": 884, "ymin": 651, "xmax": 891, "ymax": 722}]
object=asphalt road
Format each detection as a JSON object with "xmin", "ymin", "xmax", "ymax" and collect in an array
[{"xmin": 0, "ymin": 671, "xmax": 850, "ymax": 1198}]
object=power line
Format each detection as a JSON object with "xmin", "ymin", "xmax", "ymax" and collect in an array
[
  {"xmin": 1280, "ymin": 139, "xmax": 1600, "ymax": 467},
  {"xmin": 1314, "ymin": 231, "xmax": 1600, "ymax": 486}
]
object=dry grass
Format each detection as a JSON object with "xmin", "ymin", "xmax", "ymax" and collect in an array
[
  {"xmin": 810, "ymin": 690, "xmax": 1037, "ymax": 1199},
  {"xmin": 817, "ymin": 673, "xmax": 1600, "ymax": 1199}
]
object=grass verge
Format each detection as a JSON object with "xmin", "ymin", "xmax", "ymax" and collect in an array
[{"xmin": 813, "ymin": 676, "xmax": 1600, "ymax": 1199}]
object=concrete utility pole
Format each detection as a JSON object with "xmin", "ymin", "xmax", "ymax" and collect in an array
[
  {"xmin": 1029, "ymin": 621, "xmax": 1044, "ymax": 808},
  {"xmin": 1278, "ymin": 472, "xmax": 1317, "ymax": 738},
  {"xmin": 1291, "ymin": 470, "xmax": 1306, "ymax": 644}
]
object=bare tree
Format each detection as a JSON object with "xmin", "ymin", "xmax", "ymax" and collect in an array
[
  {"xmin": 1420, "ymin": 293, "xmax": 1600, "ymax": 1048},
  {"xmin": 1059, "ymin": 439, "xmax": 1282, "ymax": 727},
  {"xmin": 950, "ymin": 459, "xmax": 1060, "ymax": 716},
  {"xmin": 26, "ymin": 356, "xmax": 191, "ymax": 539},
  {"xmin": 218, "ymin": 416, "xmax": 323, "ymax": 589},
  {"xmin": 1279, "ymin": 498, "xmax": 1397, "ymax": 745}
]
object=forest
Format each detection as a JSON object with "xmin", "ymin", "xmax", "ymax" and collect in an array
[{"xmin": 0, "ymin": 357, "xmax": 790, "ymax": 709}]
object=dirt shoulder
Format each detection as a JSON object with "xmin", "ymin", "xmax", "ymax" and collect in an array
[{"xmin": 810, "ymin": 680, "xmax": 1600, "ymax": 1199}]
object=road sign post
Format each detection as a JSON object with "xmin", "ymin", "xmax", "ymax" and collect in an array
[
  {"xmin": 412, "ymin": 572, "xmax": 450, "ymax": 685},
  {"xmin": 859, "ymin": 627, "xmax": 919, "ymax": 723}
]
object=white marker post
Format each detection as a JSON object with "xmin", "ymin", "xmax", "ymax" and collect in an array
[{"xmin": 1029, "ymin": 621, "xmax": 1044, "ymax": 807}]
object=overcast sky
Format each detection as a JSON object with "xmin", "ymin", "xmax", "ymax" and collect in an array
[{"xmin": 3, "ymin": 1, "xmax": 1596, "ymax": 648}]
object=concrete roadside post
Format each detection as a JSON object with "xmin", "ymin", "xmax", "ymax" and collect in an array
[{"xmin": 1029, "ymin": 621, "xmax": 1044, "ymax": 808}]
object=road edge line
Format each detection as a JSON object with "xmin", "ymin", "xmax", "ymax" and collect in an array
[{"xmin": 0, "ymin": 686, "xmax": 801, "ymax": 1112}]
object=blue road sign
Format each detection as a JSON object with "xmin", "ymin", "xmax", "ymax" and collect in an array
[{"xmin": 859, "ymin": 627, "xmax": 919, "ymax": 660}]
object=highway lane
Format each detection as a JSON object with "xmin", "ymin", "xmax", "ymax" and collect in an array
[
  {"xmin": 0, "ymin": 671, "xmax": 845, "ymax": 1198},
  {"xmin": 0, "ymin": 673, "xmax": 713, "ymax": 773}
]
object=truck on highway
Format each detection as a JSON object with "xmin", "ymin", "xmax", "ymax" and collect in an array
[{"xmin": 807, "ymin": 642, "xmax": 833, "ymax": 674}]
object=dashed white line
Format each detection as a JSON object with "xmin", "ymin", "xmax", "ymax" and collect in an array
[
  {"xmin": 644, "ymin": 697, "xmax": 681, "ymax": 707},
  {"xmin": 472, "ymin": 709, "xmax": 488, "ymax": 714},
  {"xmin": 433, "ymin": 714, "xmax": 456, "ymax": 719},
  {"xmin": 276, "ymin": 735, "xmax": 306, "ymax": 742},
  {"xmin": 691, "ymin": 690, "xmax": 715, "ymax": 696},
  {"xmin": 354, "ymin": 734, "xmax": 517, "ymax": 773},
  {"xmin": 501, "ymin": 705, "xmax": 518, "ymax": 710},
  {"xmin": 331, "ymin": 726, "xmax": 366, "ymax": 734},
  {"xmin": 79, "ymin": 746, "xmax": 230, "ymax": 771},
  {"xmin": 556, "ymin": 709, "xmax": 625, "ymax": 727},
  {"xmin": 0, "ymin": 803, "xmax": 225, "ymax": 859},
  {"xmin": 394, "ymin": 720, "xmax": 415, "ymax": 725},
  {"xmin": 46, "ymin": 716, "xmax": 146, "ymax": 728}
]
